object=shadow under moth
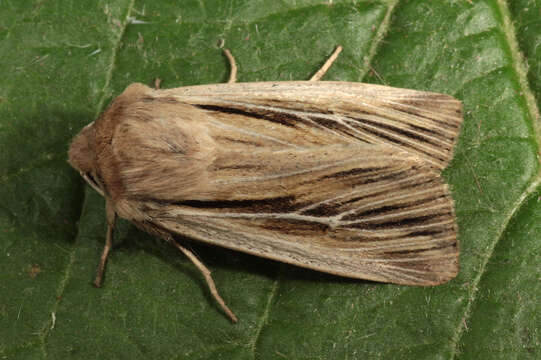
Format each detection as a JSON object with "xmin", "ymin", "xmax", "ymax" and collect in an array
[{"xmin": 68, "ymin": 46, "xmax": 462, "ymax": 323}]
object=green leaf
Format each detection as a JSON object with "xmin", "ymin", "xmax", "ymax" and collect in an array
[{"xmin": 2, "ymin": 0, "xmax": 540, "ymax": 359}]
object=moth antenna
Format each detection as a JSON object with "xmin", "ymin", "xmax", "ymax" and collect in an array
[
  {"xmin": 94, "ymin": 200, "xmax": 116, "ymax": 288},
  {"xmin": 222, "ymin": 49, "xmax": 237, "ymax": 83},
  {"xmin": 172, "ymin": 240, "xmax": 238, "ymax": 323},
  {"xmin": 309, "ymin": 45, "xmax": 342, "ymax": 81}
]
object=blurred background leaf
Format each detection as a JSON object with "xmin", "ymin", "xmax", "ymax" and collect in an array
[{"xmin": 1, "ymin": 0, "xmax": 540, "ymax": 359}]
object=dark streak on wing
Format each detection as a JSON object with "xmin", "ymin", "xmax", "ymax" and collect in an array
[
  {"xmin": 304, "ymin": 166, "xmax": 441, "ymax": 217},
  {"xmin": 307, "ymin": 116, "xmax": 348, "ymax": 132},
  {"xmin": 351, "ymin": 116, "xmax": 452, "ymax": 146},
  {"xmin": 336, "ymin": 189, "xmax": 438, "ymax": 215},
  {"xmin": 300, "ymin": 203, "xmax": 343, "ymax": 217},
  {"xmin": 346, "ymin": 121, "xmax": 448, "ymax": 163},
  {"xmin": 316, "ymin": 166, "xmax": 413, "ymax": 185},
  {"xmin": 169, "ymin": 196, "xmax": 300, "ymax": 213},
  {"xmin": 258, "ymin": 218, "xmax": 331, "ymax": 233},
  {"xmin": 359, "ymin": 213, "xmax": 450, "ymax": 229},
  {"xmin": 383, "ymin": 242, "xmax": 457, "ymax": 256},
  {"xmin": 214, "ymin": 135, "xmax": 262, "ymax": 146},
  {"xmin": 317, "ymin": 166, "xmax": 388, "ymax": 180},
  {"xmin": 212, "ymin": 163, "xmax": 264, "ymax": 171},
  {"xmin": 196, "ymin": 104, "xmax": 299, "ymax": 128},
  {"xmin": 406, "ymin": 230, "xmax": 442, "ymax": 237},
  {"xmin": 343, "ymin": 216, "xmax": 452, "ymax": 234},
  {"xmin": 351, "ymin": 194, "xmax": 450, "ymax": 218},
  {"xmin": 388, "ymin": 99, "xmax": 462, "ymax": 128},
  {"xmin": 307, "ymin": 116, "xmax": 370, "ymax": 143}
]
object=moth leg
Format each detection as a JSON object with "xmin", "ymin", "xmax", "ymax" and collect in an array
[
  {"xmin": 309, "ymin": 45, "xmax": 342, "ymax": 81},
  {"xmin": 93, "ymin": 199, "xmax": 116, "ymax": 288},
  {"xmin": 223, "ymin": 49, "xmax": 238, "ymax": 83},
  {"xmin": 171, "ymin": 240, "xmax": 238, "ymax": 323}
]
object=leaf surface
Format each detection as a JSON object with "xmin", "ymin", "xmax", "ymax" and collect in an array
[{"xmin": 1, "ymin": 0, "xmax": 540, "ymax": 359}]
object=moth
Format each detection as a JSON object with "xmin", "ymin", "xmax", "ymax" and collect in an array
[{"xmin": 68, "ymin": 46, "xmax": 462, "ymax": 323}]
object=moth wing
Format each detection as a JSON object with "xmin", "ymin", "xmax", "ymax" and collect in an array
[
  {"xmin": 164, "ymin": 81, "xmax": 463, "ymax": 170},
  {"xmin": 143, "ymin": 144, "xmax": 458, "ymax": 286}
]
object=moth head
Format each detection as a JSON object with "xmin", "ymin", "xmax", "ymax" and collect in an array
[{"xmin": 68, "ymin": 121, "xmax": 105, "ymax": 196}]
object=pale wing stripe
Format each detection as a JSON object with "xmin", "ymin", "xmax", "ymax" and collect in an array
[
  {"xmin": 297, "ymin": 187, "xmax": 368, "ymax": 213},
  {"xmin": 330, "ymin": 228, "xmax": 456, "ymax": 244},
  {"xmin": 358, "ymin": 96, "xmax": 461, "ymax": 129},
  {"xmin": 158, "ymin": 207, "xmax": 338, "ymax": 225},
  {"xmin": 152, "ymin": 208, "xmax": 454, "ymax": 235},
  {"xmin": 378, "ymin": 98, "xmax": 461, "ymax": 128},
  {"xmin": 337, "ymin": 188, "xmax": 448, "ymax": 219},
  {"xmin": 297, "ymin": 113, "xmax": 358, "ymax": 143},
  {"xmin": 343, "ymin": 102, "xmax": 459, "ymax": 140},
  {"xmin": 309, "ymin": 114, "xmax": 388, "ymax": 142},
  {"xmin": 339, "ymin": 195, "xmax": 451, "ymax": 223},
  {"xmin": 381, "ymin": 262, "xmax": 456, "ymax": 275},
  {"xmin": 380, "ymin": 94, "xmax": 456, "ymax": 101},
  {"xmin": 308, "ymin": 114, "xmax": 447, "ymax": 165},
  {"xmin": 207, "ymin": 118, "xmax": 301, "ymax": 148},
  {"xmin": 339, "ymin": 221, "xmax": 456, "ymax": 241},
  {"xmin": 328, "ymin": 266, "xmax": 418, "ymax": 284},
  {"xmin": 200, "ymin": 100, "xmax": 359, "ymax": 143},
  {"xmin": 342, "ymin": 118, "xmax": 449, "ymax": 165},
  {"xmin": 298, "ymin": 171, "xmax": 433, "ymax": 214},
  {"xmin": 342, "ymin": 218, "xmax": 456, "ymax": 234},
  {"xmin": 332, "ymin": 235, "xmax": 457, "ymax": 252},
  {"xmin": 343, "ymin": 113, "xmax": 456, "ymax": 148},
  {"xmin": 350, "ymin": 253, "xmax": 456, "ymax": 263},
  {"xmin": 331, "ymin": 237, "xmax": 455, "ymax": 253},
  {"xmin": 374, "ymin": 269, "xmax": 435, "ymax": 284},
  {"xmin": 330, "ymin": 262, "xmax": 449, "ymax": 282},
  {"xmin": 372, "ymin": 270, "xmax": 425, "ymax": 284},
  {"xmin": 332, "ymin": 182, "xmax": 447, "ymax": 220},
  {"xmin": 373, "ymin": 268, "xmax": 428, "ymax": 283},
  {"xmin": 333, "ymin": 189, "xmax": 445, "ymax": 220},
  {"xmin": 154, "ymin": 210, "xmax": 455, "ymax": 258},
  {"xmin": 340, "ymin": 202, "xmax": 452, "ymax": 224},
  {"xmin": 210, "ymin": 157, "xmax": 360, "ymax": 185}
]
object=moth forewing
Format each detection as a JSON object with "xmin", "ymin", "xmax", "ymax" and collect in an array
[
  {"xmin": 139, "ymin": 144, "xmax": 458, "ymax": 286},
  {"xmin": 163, "ymin": 81, "xmax": 462, "ymax": 170},
  {"xmin": 68, "ymin": 46, "xmax": 462, "ymax": 322}
]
